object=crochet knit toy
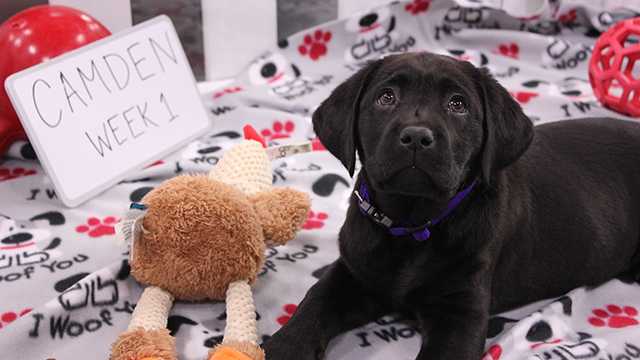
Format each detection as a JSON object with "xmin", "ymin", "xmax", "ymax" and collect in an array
[{"xmin": 110, "ymin": 126, "xmax": 311, "ymax": 360}]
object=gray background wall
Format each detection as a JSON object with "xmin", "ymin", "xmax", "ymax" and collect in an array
[{"xmin": 0, "ymin": 0, "xmax": 337, "ymax": 80}]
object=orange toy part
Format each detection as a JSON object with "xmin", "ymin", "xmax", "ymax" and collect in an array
[
  {"xmin": 243, "ymin": 125, "xmax": 267, "ymax": 148},
  {"xmin": 209, "ymin": 346, "xmax": 253, "ymax": 360}
]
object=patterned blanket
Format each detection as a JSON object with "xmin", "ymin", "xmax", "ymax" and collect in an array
[{"xmin": 2, "ymin": 1, "xmax": 640, "ymax": 359}]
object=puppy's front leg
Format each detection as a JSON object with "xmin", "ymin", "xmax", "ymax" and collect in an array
[
  {"xmin": 263, "ymin": 258, "xmax": 386, "ymax": 360},
  {"xmin": 415, "ymin": 287, "xmax": 490, "ymax": 360}
]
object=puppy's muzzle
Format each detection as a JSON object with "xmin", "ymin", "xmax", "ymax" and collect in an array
[{"xmin": 399, "ymin": 126, "xmax": 435, "ymax": 151}]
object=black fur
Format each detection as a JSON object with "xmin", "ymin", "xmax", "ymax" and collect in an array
[
  {"xmin": 312, "ymin": 60, "xmax": 383, "ymax": 175},
  {"xmin": 263, "ymin": 52, "xmax": 640, "ymax": 359}
]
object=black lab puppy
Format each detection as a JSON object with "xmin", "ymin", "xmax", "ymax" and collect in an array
[{"xmin": 263, "ymin": 52, "xmax": 640, "ymax": 359}]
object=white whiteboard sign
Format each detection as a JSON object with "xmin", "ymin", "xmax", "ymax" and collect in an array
[{"xmin": 5, "ymin": 16, "xmax": 211, "ymax": 207}]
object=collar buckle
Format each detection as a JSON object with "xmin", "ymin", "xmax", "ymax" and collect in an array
[
  {"xmin": 354, "ymin": 190, "xmax": 393, "ymax": 228},
  {"xmin": 353, "ymin": 179, "xmax": 478, "ymax": 242}
]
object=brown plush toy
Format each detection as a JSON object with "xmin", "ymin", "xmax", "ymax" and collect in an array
[{"xmin": 110, "ymin": 133, "xmax": 310, "ymax": 360}]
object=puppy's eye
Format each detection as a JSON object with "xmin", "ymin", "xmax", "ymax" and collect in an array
[
  {"xmin": 448, "ymin": 95, "xmax": 467, "ymax": 114},
  {"xmin": 376, "ymin": 89, "xmax": 396, "ymax": 106}
]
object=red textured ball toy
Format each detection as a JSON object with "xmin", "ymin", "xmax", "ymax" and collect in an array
[
  {"xmin": 589, "ymin": 17, "xmax": 640, "ymax": 117},
  {"xmin": 0, "ymin": 5, "xmax": 111, "ymax": 156}
]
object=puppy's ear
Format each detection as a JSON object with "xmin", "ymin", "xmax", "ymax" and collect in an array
[
  {"xmin": 475, "ymin": 67, "xmax": 533, "ymax": 184},
  {"xmin": 313, "ymin": 60, "xmax": 382, "ymax": 176}
]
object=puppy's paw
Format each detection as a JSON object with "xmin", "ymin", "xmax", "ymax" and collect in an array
[{"xmin": 262, "ymin": 335, "xmax": 323, "ymax": 360}]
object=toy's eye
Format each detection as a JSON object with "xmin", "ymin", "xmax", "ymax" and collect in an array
[
  {"xmin": 448, "ymin": 94, "xmax": 467, "ymax": 114},
  {"xmin": 376, "ymin": 88, "xmax": 396, "ymax": 106}
]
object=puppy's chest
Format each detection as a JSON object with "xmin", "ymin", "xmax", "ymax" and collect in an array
[
  {"xmin": 386, "ymin": 250, "xmax": 436, "ymax": 305},
  {"xmin": 342, "ymin": 230, "xmax": 444, "ymax": 307}
]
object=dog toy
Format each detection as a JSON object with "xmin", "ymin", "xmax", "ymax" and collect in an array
[
  {"xmin": 0, "ymin": 5, "xmax": 110, "ymax": 156},
  {"xmin": 110, "ymin": 125, "xmax": 311, "ymax": 360},
  {"xmin": 589, "ymin": 17, "xmax": 640, "ymax": 117}
]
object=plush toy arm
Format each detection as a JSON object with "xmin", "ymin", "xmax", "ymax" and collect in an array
[
  {"xmin": 250, "ymin": 188, "xmax": 310, "ymax": 246},
  {"xmin": 111, "ymin": 287, "xmax": 176, "ymax": 360},
  {"xmin": 209, "ymin": 280, "xmax": 264, "ymax": 360}
]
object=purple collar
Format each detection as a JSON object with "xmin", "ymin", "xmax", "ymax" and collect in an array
[{"xmin": 353, "ymin": 179, "xmax": 478, "ymax": 241}]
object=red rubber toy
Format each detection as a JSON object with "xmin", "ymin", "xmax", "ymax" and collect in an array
[
  {"xmin": 0, "ymin": 5, "xmax": 111, "ymax": 156},
  {"xmin": 589, "ymin": 17, "xmax": 640, "ymax": 117}
]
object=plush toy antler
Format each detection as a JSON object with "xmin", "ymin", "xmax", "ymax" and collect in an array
[{"xmin": 110, "ymin": 126, "xmax": 311, "ymax": 360}]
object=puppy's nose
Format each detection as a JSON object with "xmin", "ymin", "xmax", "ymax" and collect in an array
[{"xmin": 399, "ymin": 126, "xmax": 435, "ymax": 150}]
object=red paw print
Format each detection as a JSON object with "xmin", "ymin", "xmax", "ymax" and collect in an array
[
  {"xmin": 589, "ymin": 304, "xmax": 639, "ymax": 328},
  {"xmin": 405, "ymin": 0, "xmax": 430, "ymax": 15},
  {"xmin": 0, "ymin": 167, "xmax": 36, "ymax": 182},
  {"xmin": 76, "ymin": 216, "xmax": 117, "ymax": 238},
  {"xmin": 559, "ymin": 9, "xmax": 577, "ymax": 24},
  {"xmin": 482, "ymin": 344, "xmax": 502, "ymax": 360},
  {"xmin": 311, "ymin": 138, "xmax": 326, "ymax": 151},
  {"xmin": 144, "ymin": 160, "xmax": 164, "ymax": 168},
  {"xmin": 261, "ymin": 120, "xmax": 295, "ymax": 142},
  {"xmin": 213, "ymin": 86, "xmax": 243, "ymax": 99},
  {"xmin": 298, "ymin": 30, "xmax": 332, "ymax": 61},
  {"xmin": 303, "ymin": 211, "xmax": 328, "ymax": 230},
  {"xmin": 510, "ymin": 91, "xmax": 539, "ymax": 104},
  {"xmin": 498, "ymin": 43, "xmax": 519, "ymax": 59},
  {"xmin": 277, "ymin": 304, "xmax": 297, "ymax": 326},
  {"xmin": 0, "ymin": 308, "xmax": 31, "ymax": 330}
]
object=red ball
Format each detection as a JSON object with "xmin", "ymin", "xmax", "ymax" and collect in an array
[
  {"xmin": 589, "ymin": 17, "xmax": 640, "ymax": 117},
  {"xmin": 0, "ymin": 5, "xmax": 111, "ymax": 156}
]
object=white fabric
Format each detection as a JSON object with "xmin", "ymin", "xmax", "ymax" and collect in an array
[{"xmin": 2, "ymin": 1, "xmax": 640, "ymax": 359}]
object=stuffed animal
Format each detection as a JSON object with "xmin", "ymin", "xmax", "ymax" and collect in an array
[{"xmin": 110, "ymin": 127, "xmax": 311, "ymax": 360}]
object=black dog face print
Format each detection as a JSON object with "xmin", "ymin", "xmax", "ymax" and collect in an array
[
  {"xmin": 344, "ymin": 7, "xmax": 397, "ymax": 62},
  {"xmin": 243, "ymin": 52, "xmax": 322, "ymax": 101},
  {"xmin": 2, "ymin": 1, "xmax": 640, "ymax": 360},
  {"xmin": 483, "ymin": 285, "xmax": 640, "ymax": 360},
  {"xmin": 0, "ymin": 212, "xmax": 64, "ymax": 271},
  {"xmin": 248, "ymin": 53, "xmax": 301, "ymax": 88},
  {"xmin": 342, "ymin": 6, "xmax": 422, "ymax": 62}
]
